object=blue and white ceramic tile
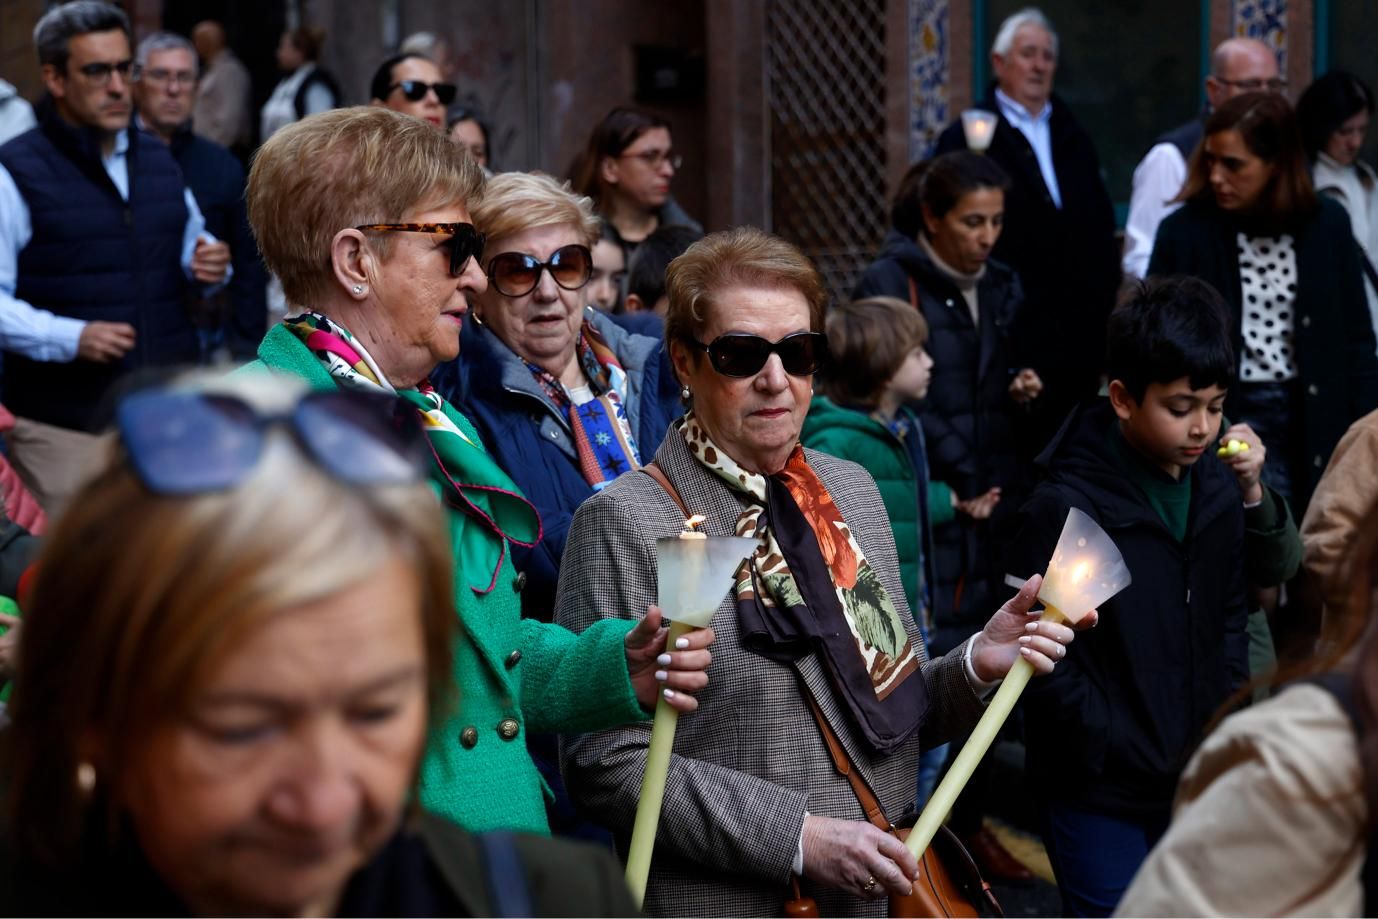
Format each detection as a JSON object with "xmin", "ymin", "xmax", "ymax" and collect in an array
[
  {"xmin": 908, "ymin": 0, "xmax": 950, "ymax": 162},
  {"xmin": 1232, "ymin": 0, "xmax": 1287, "ymax": 75}
]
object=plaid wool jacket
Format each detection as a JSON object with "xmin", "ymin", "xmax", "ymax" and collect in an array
[{"xmin": 556, "ymin": 430, "xmax": 986, "ymax": 917}]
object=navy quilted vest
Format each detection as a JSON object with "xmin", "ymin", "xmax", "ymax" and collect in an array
[{"xmin": 0, "ymin": 108, "xmax": 193, "ymax": 431}]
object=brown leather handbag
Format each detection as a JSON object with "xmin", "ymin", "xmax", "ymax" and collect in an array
[{"xmin": 786, "ymin": 690, "xmax": 1003, "ymax": 918}]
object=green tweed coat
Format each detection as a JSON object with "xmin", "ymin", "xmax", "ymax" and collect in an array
[{"xmin": 241, "ymin": 325, "xmax": 645, "ymax": 834}]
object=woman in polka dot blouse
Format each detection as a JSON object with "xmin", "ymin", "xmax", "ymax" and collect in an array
[{"xmin": 1148, "ymin": 91, "xmax": 1378, "ymax": 512}]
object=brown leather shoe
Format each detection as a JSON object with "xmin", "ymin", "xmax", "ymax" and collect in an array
[{"xmin": 960, "ymin": 827, "xmax": 1035, "ymax": 885}]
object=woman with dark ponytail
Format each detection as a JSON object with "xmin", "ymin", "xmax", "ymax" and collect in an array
[{"xmin": 853, "ymin": 151, "xmax": 1042, "ymax": 884}]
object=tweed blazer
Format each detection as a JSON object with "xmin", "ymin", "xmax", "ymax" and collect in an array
[{"xmin": 556, "ymin": 428, "xmax": 986, "ymax": 917}]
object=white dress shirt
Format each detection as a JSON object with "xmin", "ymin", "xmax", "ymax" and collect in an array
[
  {"xmin": 1123, "ymin": 143, "xmax": 1188, "ymax": 278},
  {"xmin": 995, "ymin": 87, "xmax": 1062, "ymax": 209},
  {"xmin": 0, "ymin": 126, "xmax": 224, "ymax": 362}
]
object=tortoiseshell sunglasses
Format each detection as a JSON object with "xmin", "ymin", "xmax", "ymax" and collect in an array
[{"xmin": 354, "ymin": 222, "xmax": 486, "ymax": 277}]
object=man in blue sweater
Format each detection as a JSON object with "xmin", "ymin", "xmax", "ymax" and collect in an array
[{"xmin": 0, "ymin": 2, "xmax": 230, "ymax": 515}]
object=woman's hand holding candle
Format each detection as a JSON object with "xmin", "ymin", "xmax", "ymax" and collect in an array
[
  {"xmin": 625, "ymin": 604, "xmax": 716, "ymax": 713},
  {"xmin": 802, "ymin": 814, "xmax": 918, "ymax": 900},
  {"xmin": 969, "ymin": 574, "xmax": 1098, "ymax": 682}
]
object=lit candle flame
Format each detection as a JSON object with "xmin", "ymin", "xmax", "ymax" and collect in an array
[{"xmin": 683, "ymin": 515, "xmax": 705, "ymax": 531}]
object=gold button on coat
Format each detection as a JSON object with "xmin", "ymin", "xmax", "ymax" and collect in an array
[
  {"xmin": 498, "ymin": 718, "xmax": 520, "ymax": 740},
  {"xmin": 460, "ymin": 726, "xmax": 479, "ymax": 749}
]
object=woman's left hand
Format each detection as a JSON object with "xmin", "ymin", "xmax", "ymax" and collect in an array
[
  {"xmin": 969, "ymin": 574, "xmax": 1097, "ymax": 682},
  {"xmin": 625, "ymin": 605, "xmax": 715, "ymax": 713}
]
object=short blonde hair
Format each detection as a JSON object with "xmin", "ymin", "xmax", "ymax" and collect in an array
[
  {"xmin": 247, "ymin": 106, "xmax": 485, "ymax": 308},
  {"xmin": 663, "ymin": 227, "xmax": 829, "ymax": 348},
  {"xmin": 5, "ymin": 372, "xmax": 456, "ymax": 869},
  {"xmin": 471, "ymin": 171, "xmax": 600, "ymax": 249}
]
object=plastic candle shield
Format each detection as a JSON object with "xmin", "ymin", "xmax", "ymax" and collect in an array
[
  {"xmin": 654, "ymin": 534, "xmax": 758, "ymax": 627},
  {"xmin": 1038, "ymin": 507, "xmax": 1132, "ymax": 622},
  {"xmin": 961, "ymin": 108, "xmax": 998, "ymax": 152},
  {"xmin": 904, "ymin": 508, "xmax": 1131, "ymax": 862},
  {"xmin": 625, "ymin": 533, "xmax": 756, "ymax": 908}
]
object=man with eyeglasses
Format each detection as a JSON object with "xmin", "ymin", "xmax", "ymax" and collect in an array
[
  {"xmin": 369, "ymin": 52, "xmax": 456, "ymax": 131},
  {"xmin": 0, "ymin": 2, "xmax": 231, "ymax": 516},
  {"xmin": 132, "ymin": 31, "xmax": 265, "ymax": 364},
  {"xmin": 1123, "ymin": 38, "xmax": 1283, "ymax": 278}
]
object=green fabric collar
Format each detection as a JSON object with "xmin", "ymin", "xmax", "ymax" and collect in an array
[
  {"xmin": 252, "ymin": 323, "xmax": 541, "ymax": 591},
  {"xmin": 1108, "ymin": 423, "xmax": 1192, "ymax": 542}
]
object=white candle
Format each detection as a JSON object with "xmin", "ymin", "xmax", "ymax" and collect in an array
[{"xmin": 961, "ymin": 108, "xmax": 998, "ymax": 153}]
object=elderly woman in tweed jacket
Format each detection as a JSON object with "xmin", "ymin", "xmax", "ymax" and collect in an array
[{"xmin": 556, "ymin": 227, "xmax": 1087, "ymax": 916}]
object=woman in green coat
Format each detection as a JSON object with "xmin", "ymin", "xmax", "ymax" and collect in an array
[{"xmin": 239, "ymin": 106, "xmax": 714, "ymax": 834}]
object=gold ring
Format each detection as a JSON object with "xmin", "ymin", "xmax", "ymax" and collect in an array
[{"xmin": 863, "ymin": 876, "xmax": 877, "ymax": 893}]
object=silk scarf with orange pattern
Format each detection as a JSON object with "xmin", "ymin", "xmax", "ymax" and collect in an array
[{"xmin": 680, "ymin": 413, "xmax": 927, "ymax": 752}]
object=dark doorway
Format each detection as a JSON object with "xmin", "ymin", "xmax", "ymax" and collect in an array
[{"xmin": 161, "ymin": 0, "xmax": 287, "ymax": 148}]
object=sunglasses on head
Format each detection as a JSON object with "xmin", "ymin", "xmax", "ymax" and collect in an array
[
  {"xmin": 355, "ymin": 222, "xmax": 485, "ymax": 276},
  {"xmin": 389, "ymin": 79, "xmax": 458, "ymax": 105},
  {"xmin": 486, "ymin": 244, "xmax": 593, "ymax": 298},
  {"xmin": 117, "ymin": 389, "xmax": 428, "ymax": 496},
  {"xmin": 688, "ymin": 331, "xmax": 828, "ymax": 378}
]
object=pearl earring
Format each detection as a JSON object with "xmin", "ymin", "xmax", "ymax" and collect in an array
[{"xmin": 681, "ymin": 386, "xmax": 691, "ymax": 401}]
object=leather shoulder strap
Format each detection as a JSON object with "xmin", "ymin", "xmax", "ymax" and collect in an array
[
  {"xmin": 641, "ymin": 461, "xmax": 690, "ymax": 517},
  {"xmin": 908, "ymin": 275, "xmax": 921, "ymax": 311},
  {"xmin": 801, "ymin": 684, "xmax": 891, "ymax": 832}
]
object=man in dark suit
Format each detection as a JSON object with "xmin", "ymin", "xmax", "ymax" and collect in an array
[
  {"xmin": 133, "ymin": 31, "xmax": 265, "ymax": 361},
  {"xmin": 936, "ymin": 7, "xmax": 1120, "ymax": 439}
]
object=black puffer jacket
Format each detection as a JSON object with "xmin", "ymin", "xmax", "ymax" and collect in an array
[
  {"xmin": 1005, "ymin": 400, "xmax": 1249, "ymax": 819},
  {"xmin": 854, "ymin": 232, "xmax": 1032, "ymax": 653},
  {"xmin": 935, "ymin": 88, "xmax": 1121, "ymax": 423}
]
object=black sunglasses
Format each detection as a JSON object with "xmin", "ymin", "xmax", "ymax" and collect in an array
[
  {"xmin": 486, "ymin": 244, "xmax": 593, "ymax": 298},
  {"xmin": 389, "ymin": 79, "xmax": 458, "ymax": 105},
  {"xmin": 117, "ymin": 389, "xmax": 427, "ymax": 495},
  {"xmin": 688, "ymin": 331, "xmax": 827, "ymax": 378},
  {"xmin": 355, "ymin": 222, "xmax": 486, "ymax": 277}
]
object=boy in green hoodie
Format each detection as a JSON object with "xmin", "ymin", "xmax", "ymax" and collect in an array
[{"xmin": 802, "ymin": 295, "xmax": 988, "ymax": 806}]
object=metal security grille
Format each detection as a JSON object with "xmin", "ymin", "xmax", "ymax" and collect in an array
[{"xmin": 767, "ymin": 0, "xmax": 888, "ymax": 306}]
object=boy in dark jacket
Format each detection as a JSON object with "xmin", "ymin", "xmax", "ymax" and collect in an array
[{"xmin": 1006, "ymin": 277, "xmax": 1250, "ymax": 917}]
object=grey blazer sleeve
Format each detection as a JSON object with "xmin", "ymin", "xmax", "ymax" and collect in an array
[{"xmin": 556, "ymin": 487, "xmax": 808, "ymax": 883}]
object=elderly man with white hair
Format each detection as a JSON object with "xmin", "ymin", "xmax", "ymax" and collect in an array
[
  {"xmin": 935, "ymin": 7, "xmax": 1119, "ymax": 445},
  {"xmin": 1122, "ymin": 38, "xmax": 1283, "ymax": 278}
]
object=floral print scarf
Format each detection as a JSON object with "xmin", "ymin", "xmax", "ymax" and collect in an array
[{"xmin": 681, "ymin": 413, "xmax": 928, "ymax": 752}]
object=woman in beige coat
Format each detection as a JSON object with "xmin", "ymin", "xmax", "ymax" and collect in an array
[{"xmin": 1117, "ymin": 428, "xmax": 1378, "ymax": 917}]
